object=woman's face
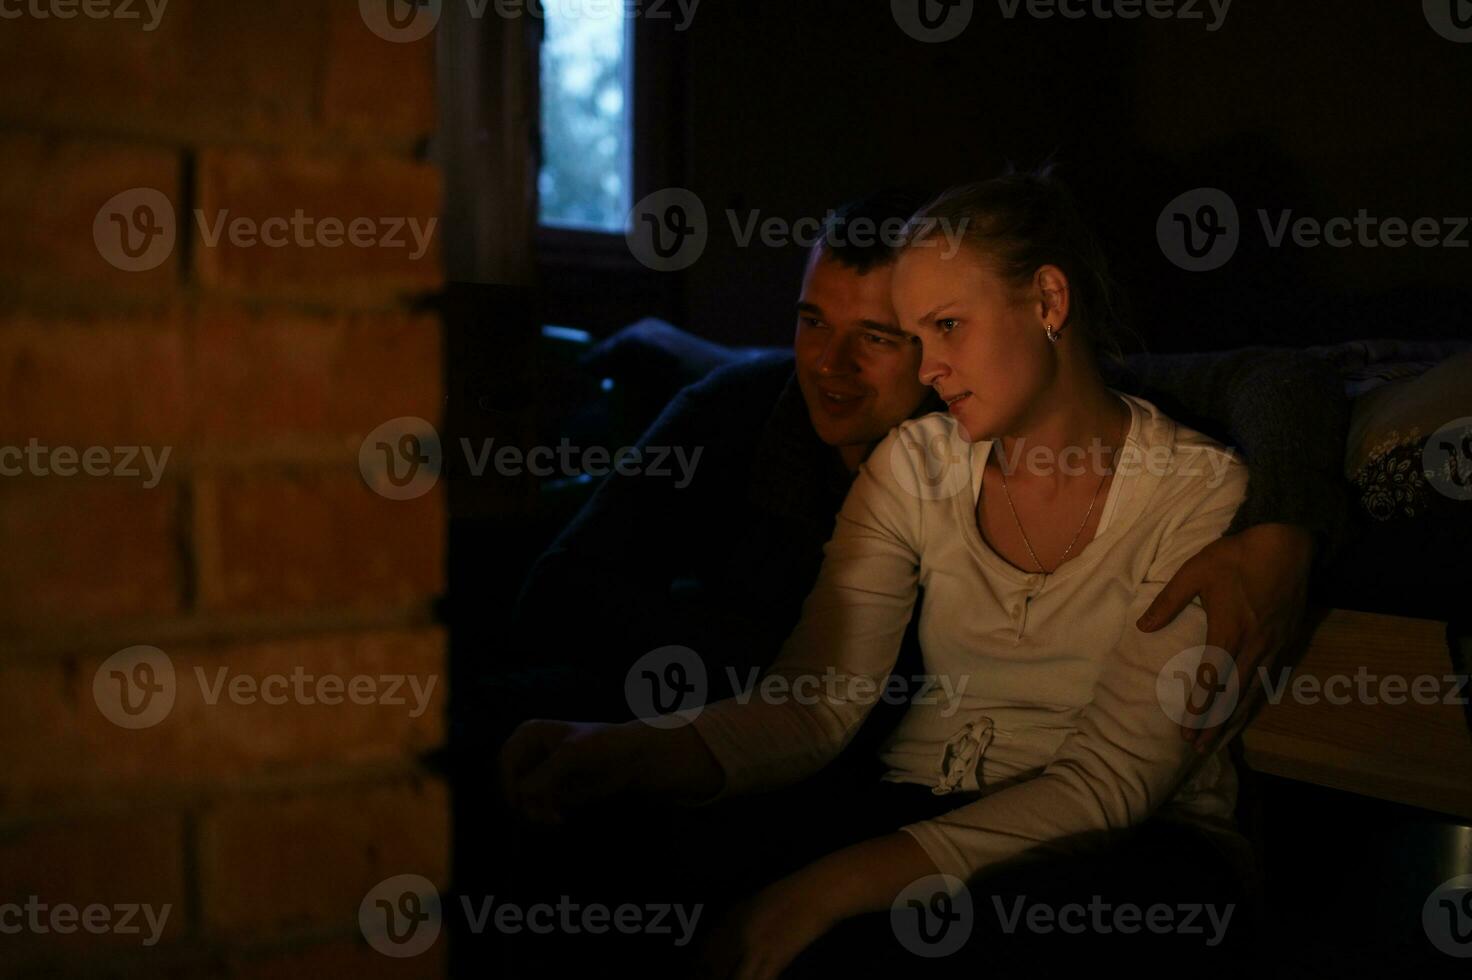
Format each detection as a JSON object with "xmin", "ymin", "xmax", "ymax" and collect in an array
[{"xmin": 891, "ymin": 240, "xmax": 1058, "ymax": 443}]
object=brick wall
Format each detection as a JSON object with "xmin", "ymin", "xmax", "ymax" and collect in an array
[{"xmin": 0, "ymin": 3, "xmax": 449, "ymax": 976}]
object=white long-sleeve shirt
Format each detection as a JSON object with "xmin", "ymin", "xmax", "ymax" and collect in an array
[{"xmin": 687, "ymin": 392, "xmax": 1249, "ymax": 885}]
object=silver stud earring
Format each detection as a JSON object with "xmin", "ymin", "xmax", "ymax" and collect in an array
[{"xmin": 1045, "ymin": 324, "xmax": 1060, "ymax": 344}]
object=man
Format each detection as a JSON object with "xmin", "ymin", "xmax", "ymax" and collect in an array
[{"xmin": 501, "ymin": 188, "xmax": 1348, "ymax": 755}]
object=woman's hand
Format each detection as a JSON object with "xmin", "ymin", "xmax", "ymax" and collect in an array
[
  {"xmin": 499, "ymin": 717, "xmax": 726, "ymax": 823},
  {"xmin": 498, "ymin": 719, "xmax": 640, "ymax": 824},
  {"xmin": 696, "ymin": 831, "xmax": 941, "ymax": 978},
  {"xmin": 696, "ymin": 871, "xmax": 842, "ymax": 980},
  {"xmin": 1136, "ymin": 521, "xmax": 1315, "ymax": 752}
]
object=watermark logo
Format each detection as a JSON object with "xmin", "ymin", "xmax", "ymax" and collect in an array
[
  {"xmin": 1425, "ymin": 0, "xmax": 1472, "ymax": 43},
  {"xmin": 625, "ymin": 645, "xmax": 707, "ymax": 727},
  {"xmin": 96, "ymin": 189, "xmax": 436, "ymax": 273},
  {"xmin": 891, "ymin": 874, "xmax": 973, "ymax": 957},
  {"xmin": 1423, "ymin": 874, "xmax": 1472, "ymax": 956},
  {"xmin": 892, "ymin": 0, "xmax": 974, "ymax": 42},
  {"xmin": 94, "ymin": 188, "xmax": 176, "ymax": 273},
  {"xmin": 0, "ymin": 440, "xmax": 172, "ymax": 487},
  {"xmin": 1424, "ymin": 417, "xmax": 1472, "ymax": 502},
  {"xmin": 92, "ymin": 646, "xmax": 176, "ymax": 730},
  {"xmin": 1257, "ymin": 666, "xmax": 1469, "ymax": 708},
  {"xmin": 627, "ymin": 188, "xmax": 708, "ymax": 271},
  {"xmin": 91, "ymin": 646, "xmax": 439, "ymax": 728},
  {"xmin": 1155, "ymin": 645, "xmax": 1239, "ymax": 730},
  {"xmin": 996, "ymin": 0, "xmax": 1232, "ymax": 31},
  {"xmin": 360, "ymin": 417, "xmax": 443, "ymax": 501},
  {"xmin": 1157, "ymin": 187, "xmax": 1239, "ymax": 272},
  {"xmin": 890, "ymin": 427, "xmax": 971, "ymax": 501},
  {"xmin": 0, "ymin": 0, "xmax": 169, "ymax": 30},
  {"xmin": 726, "ymin": 667, "xmax": 970, "ymax": 717},
  {"xmin": 360, "ymin": 875, "xmax": 702, "ymax": 956},
  {"xmin": 360, "ymin": 0, "xmax": 442, "ymax": 43},
  {"xmin": 360, "ymin": 874, "xmax": 442, "ymax": 958},
  {"xmin": 993, "ymin": 894, "xmax": 1235, "ymax": 945},
  {"xmin": 0, "ymin": 897, "xmax": 171, "ymax": 946},
  {"xmin": 1160, "ymin": 188, "xmax": 1471, "ymax": 271}
]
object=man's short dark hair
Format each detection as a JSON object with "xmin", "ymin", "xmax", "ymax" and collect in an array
[{"xmin": 819, "ymin": 186, "xmax": 935, "ymax": 274}]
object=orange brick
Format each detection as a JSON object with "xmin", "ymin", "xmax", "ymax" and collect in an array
[
  {"xmin": 0, "ymin": 134, "xmax": 180, "ymax": 304},
  {"xmin": 0, "ymin": 2, "xmax": 327, "ymax": 148},
  {"xmin": 0, "ymin": 660, "xmax": 86, "ymax": 810},
  {"xmin": 192, "ymin": 149, "xmax": 442, "ymax": 304},
  {"xmin": 193, "ymin": 308, "xmax": 441, "ymax": 451},
  {"xmin": 0, "ymin": 310, "xmax": 190, "ymax": 447},
  {"xmin": 0, "ymin": 811, "xmax": 187, "ymax": 956},
  {"xmin": 0, "ymin": 479, "xmax": 182, "ymax": 629},
  {"xmin": 322, "ymin": 3, "xmax": 437, "ymax": 142},
  {"xmin": 194, "ymin": 468, "xmax": 443, "ymax": 614},
  {"xmin": 198, "ymin": 777, "xmax": 449, "ymax": 938},
  {"xmin": 1, "ymin": 629, "xmax": 445, "ymax": 807}
]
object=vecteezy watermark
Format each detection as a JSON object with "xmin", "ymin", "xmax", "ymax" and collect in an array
[
  {"xmin": 891, "ymin": 875, "xmax": 974, "ymax": 957},
  {"xmin": 622, "ymin": 646, "xmax": 973, "ymax": 728},
  {"xmin": 1155, "ymin": 647, "xmax": 1472, "ymax": 730},
  {"xmin": 992, "ymin": 895, "xmax": 1236, "ymax": 946},
  {"xmin": 93, "ymin": 188, "xmax": 176, "ymax": 273},
  {"xmin": 358, "ymin": 874, "xmax": 703, "ymax": 958},
  {"xmin": 1424, "ymin": 417, "xmax": 1472, "ymax": 502},
  {"xmin": 727, "ymin": 667, "xmax": 971, "ymax": 718},
  {"xmin": 888, "ymin": 425, "xmax": 1239, "ymax": 501},
  {"xmin": 1257, "ymin": 666, "xmax": 1470, "ymax": 708},
  {"xmin": 359, "ymin": 0, "xmax": 700, "ymax": 44},
  {"xmin": 1158, "ymin": 187, "xmax": 1471, "ymax": 272},
  {"xmin": 891, "ymin": 0, "xmax": 1229, "ymax": 43},
  {"xmin": 995, "ymin": 0, "xmax": 1231, "ymax": 30},
  {"xmin": 1424, "ymin": 0, "xmax": 1472, "ymax": 44},
  {"xmin": 358, "ymin": 417, "xmax": 705, "ymax": 501},
  {"xmin": 625, "ymin": 188, "xmax": 971, "ymax": 272},
  {"xmin": 624, "ymin": 645, "xmax": 708, "ymax": 728},
  {"xmin": 1424, "ymin": 874, "xmax": 1472, "ymax": 957},
  {"xmin": 1156, "ymin": 646, "xmax": 1240, "ymax": 731},
  {"xmin": 360, "ymin": 874, "xmax": 442, "ymax": 958},
  {"xmin": 91, "ymin": 646, "xmax": 438, "ymax": 730},
  {"xmin": 0, "ymin": 0, "xmax": 168, "ymax": 31},
  {"xmin": 891, "ymin": 0, "xmax": 975, "ymax": 43},
  {"xmin": 94, "ymin": 188, "xmax": 436, "ymax": 273},
  {"xmin": 0, "ymin": 897, "xmax": 171, "ymax": 947},
  {"xmin": 0, "ymin": 440, "xmax": 171, "ymax": 488}
]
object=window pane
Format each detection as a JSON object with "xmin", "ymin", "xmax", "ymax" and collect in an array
[{"xmin": 538, "ymin": 2, "xmax": 632, "ymax": 233}]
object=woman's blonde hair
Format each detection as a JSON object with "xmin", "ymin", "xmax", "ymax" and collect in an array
[{"xmin": 904, "ymin": 166, "xmax": 1137, "ymax": 368}]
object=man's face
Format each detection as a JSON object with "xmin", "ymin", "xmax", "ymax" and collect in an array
[{"xmin": 793, "ymin": 251, "xmax": 931, "ymax": 453}]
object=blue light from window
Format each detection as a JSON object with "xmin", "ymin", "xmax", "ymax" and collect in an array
[{"xmin": 538, "ymin": 1, "xmax": 633, "ymax": 233}]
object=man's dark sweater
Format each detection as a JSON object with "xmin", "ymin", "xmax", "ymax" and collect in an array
[{"xmin": 499, "ymin": 348, "xmax": 1349, "ymax": 746}]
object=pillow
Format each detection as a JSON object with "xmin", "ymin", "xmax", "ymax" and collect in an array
[{"xmin": 1346, "ymin": 349, "xmax": 1472, "ymax": 521}]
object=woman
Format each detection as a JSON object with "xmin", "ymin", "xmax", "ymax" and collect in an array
[{"xmin": 501, "ymin": 172, "xmax": 1255, "ymax": 977}]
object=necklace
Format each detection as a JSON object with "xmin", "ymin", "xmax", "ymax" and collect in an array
[{"xmin": 997, "ymin": 442, "xmax": 1120, "ymax": 576}]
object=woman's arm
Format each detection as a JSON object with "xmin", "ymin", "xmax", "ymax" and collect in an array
[
  {"xmin": 502, "ymin": 422, "xmax": 927, "ymax": 820},
  {"xmin": 682, "ymin": 424, "xmax": 927, "ymax": 802}
]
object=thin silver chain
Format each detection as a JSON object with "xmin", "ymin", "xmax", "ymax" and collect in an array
[{"xmin": 997, "ymin": 443, "xmax": 1119, "ymax": 576}]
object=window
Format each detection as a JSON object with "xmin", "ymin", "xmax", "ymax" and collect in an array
[{"xmin": 537, "ymin": 1, "xmax": 634, "ymax": 234}]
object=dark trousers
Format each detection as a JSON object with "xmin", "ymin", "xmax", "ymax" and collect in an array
[{"xmin": 486, "ymin": 752, "xmax": 1257, "ymax": 978}]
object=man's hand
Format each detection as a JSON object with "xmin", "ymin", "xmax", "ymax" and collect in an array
[
  {"xmin": 498, "ymin": 719, "xmax": 639, "ymax": 824},
  {"xmin": 1136, "ymin": 522, "xmax": 1315, "ymax": 753}
]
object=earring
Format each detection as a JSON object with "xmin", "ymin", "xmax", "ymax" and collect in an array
[{"xmin": 1045, "ymin": 323, "xmax": 1060, "ymax": 344}]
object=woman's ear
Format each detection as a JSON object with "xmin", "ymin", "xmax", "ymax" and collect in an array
[{"xmin": 1034, "ymin": 264, "xmax": 1071, "ymax": 328}]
